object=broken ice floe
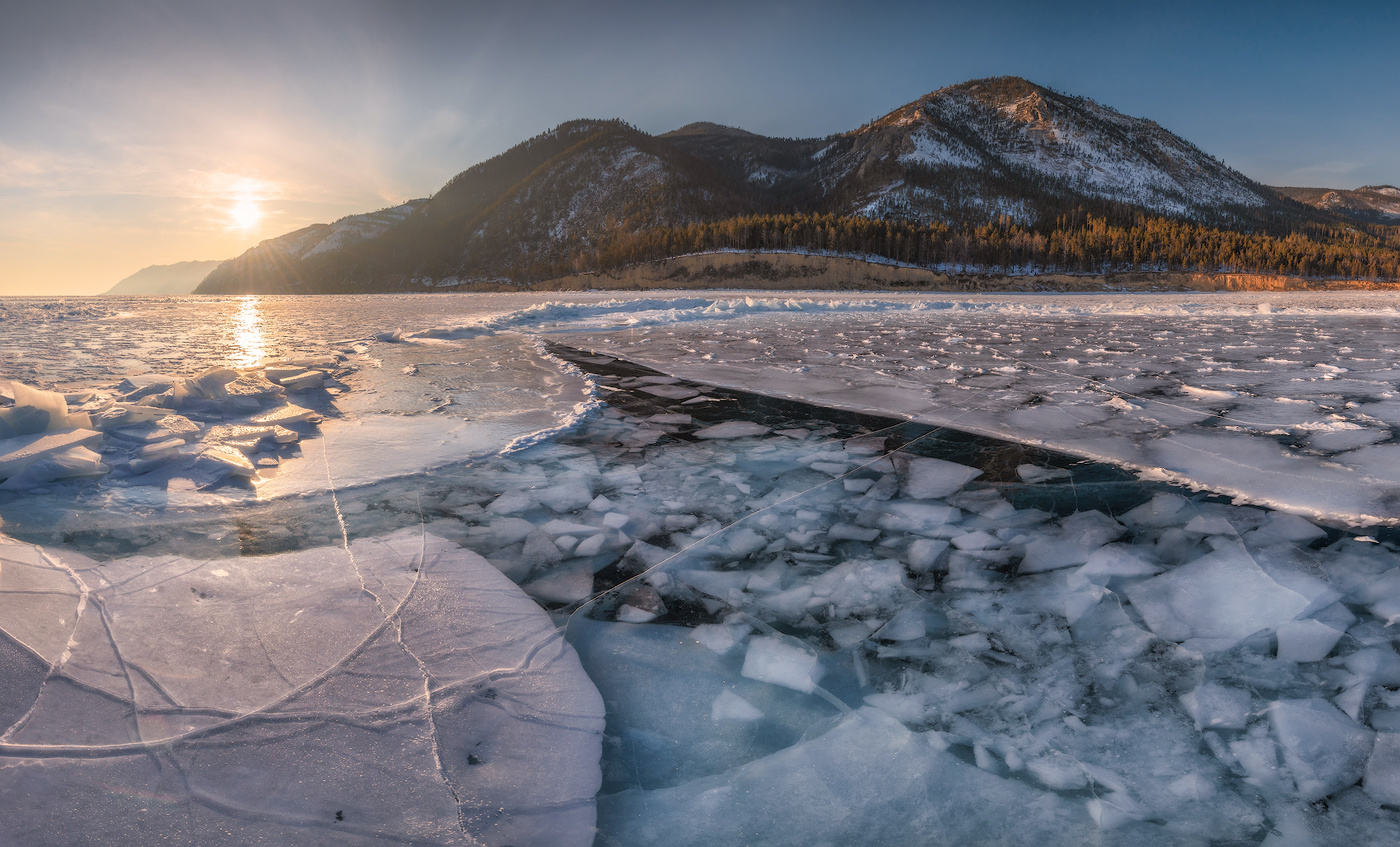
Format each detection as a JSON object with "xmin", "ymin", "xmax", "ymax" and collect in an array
[
  {"xmin": 461, "ymin": 355, "xmax": 1398, "ymax": 844},
  {"xmin": 541, "ymin": 293, "xmax": 1400, "ymax": 527}
]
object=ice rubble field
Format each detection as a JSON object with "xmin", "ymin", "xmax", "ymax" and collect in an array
[{"xmin": 2, "ymin": 291, "xmax": 1400, "ymax": 845}]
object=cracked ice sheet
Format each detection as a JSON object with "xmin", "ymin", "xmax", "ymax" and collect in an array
[
  {"xmin": 0, "ymin": 529, "xmax": 603, "ymax": 846},
  {"xmin": 237, "ymin": 333, "xmax": 596, "ymax": 502},
  {"xmin": 542, "ymin": 292, "xmax": 1400, "ymax": 526}
]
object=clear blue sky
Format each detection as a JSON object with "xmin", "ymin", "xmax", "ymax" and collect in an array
[{"xmin": 2, "ymin": 0, "xmax": 1397, "ymax": 294}]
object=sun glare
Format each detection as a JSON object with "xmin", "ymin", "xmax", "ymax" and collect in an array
[{"xmin": 230, "ymin": 197, "xmax": 263, "ymax": 231}]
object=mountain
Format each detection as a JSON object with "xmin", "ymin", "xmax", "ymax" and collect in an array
[
  {"xmin": 103, "ymin": 259, "xmax": 225, "ymax": 295},
  {"xmin": 196, "ymin": 201, "xmax": 428, "ymax": 293},
  {"xmin": 1271, "ymin": 185, "xmax": 1400, "ymax": 225},
  {"xmin": 199, "ymin": 121, "xmax": 751, "ymax": 293},
  {"xmin": 197, "ymin": 77, "xmax": 1397, "ymax": 294}
]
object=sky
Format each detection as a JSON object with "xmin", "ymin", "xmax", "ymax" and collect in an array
[{"xmin": 1, "ymin": 0, "xmax": 1397, "ymax": 295}]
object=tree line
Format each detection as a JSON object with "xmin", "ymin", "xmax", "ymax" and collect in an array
[{"xmin": 568, "ymin": 212, "xmax": 1400, "ymax": 280}]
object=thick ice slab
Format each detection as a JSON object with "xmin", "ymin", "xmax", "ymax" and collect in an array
[
  {"xmin": 599, "ymin": 707, "xmax": 1184, "ymax": 847},
  {"xmin": 0, "ymin": 529, "xmax": 604, "ymax": 846}
]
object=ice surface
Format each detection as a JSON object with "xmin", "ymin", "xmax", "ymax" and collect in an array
[
  {"xmin": 10, "ymin": 292, "xmax": 1400, "ymax": 844},
  {"xmin": 535, "ymin": 291, "xmax": 1400, "ymax": 527},
  {"xmin": 0, "ymin": 529, "xmax": 604, "ymax": 845}
]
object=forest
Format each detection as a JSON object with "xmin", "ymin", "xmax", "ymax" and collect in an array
[{"xmin": 574, "ymin": 212, "xmax": 1400, "ymax": 281}]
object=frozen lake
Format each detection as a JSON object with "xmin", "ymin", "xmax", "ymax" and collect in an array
[{"xmin": 3, "ymin": 291, "xmax": 1400, "ymax": 845}]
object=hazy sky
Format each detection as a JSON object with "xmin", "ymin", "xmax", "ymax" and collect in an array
[{"xmin": 2, "ymin": 0, "xmax": 1397, "ymax": 295}]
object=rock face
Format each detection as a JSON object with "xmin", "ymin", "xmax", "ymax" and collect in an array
[{"xmin": 193, "ymin": 77, "xmax": 1317, "ymax": 295}]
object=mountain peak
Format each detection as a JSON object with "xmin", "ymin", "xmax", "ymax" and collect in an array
[
  {"xmin": 930, "ymin": 75, "xmax": 1048, "ymax": 105},
  {"xmin": 660, "ymin": 122, "xmax": 759, "ymax": 139}
]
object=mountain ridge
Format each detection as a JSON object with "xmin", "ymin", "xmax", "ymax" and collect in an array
[
  {"xmin": 104, "ymin": 259, "xmax": 226, "ymax": 295},
  {"xmin": 197, "ymin": 76, "xmax": 1399, "ymax": 294}
]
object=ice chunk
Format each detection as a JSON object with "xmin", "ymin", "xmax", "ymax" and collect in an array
[
  {"xmin": 904, "ymin": 538, "xmax": 949, "ymax": 572},
  {"xmin": 201, "ymin": 444, "xmax": 256, "ymax": 478},
  {"xmin": 806, "ymin": 559, "xmax": 908, "ymax": 619},
  {"xmin": 1123, "ymin": 544, "xmax": 1311, "ymax": 646},
  {"xmin": 1026, "ymin": 751, "xmax": 1088, "ymax": 790},
  {"xmin": 524, "ymin": 567, "xmax": 595, "ymax": 604},
  {"xmin": 573, "ymin": 533, "xmax": 610, "ymax": 558},
  {"xmin": 757, "ymin": 584, "xmax": 814, "ymax": 622},
  {"xmin": 829, "ymin": 522, "xmax": 880, "ymax": 542},
  {"xmin": 116, "ymin": 414, "xmax": 200, "ymax": 444},
  {"xmin": 536, "ymin": 478, "xmax": 594, "ymax": 513},
  {"xmin": 950, "ymin": 530, "xmax": 999, "ymax": 551},
  {"xmin": 0, "ymin": 382, "xmax": 68, "ymax": 437},
  {"xmin": 1364, "ymin": 733, "xmax": 1400, "ymax": 806},
  {"xmin": 694, "ymin": 421, "xmax": 769, "ymax": 440},
  {"xmin": 639, "ymin": 383, "xmax": 700, "ymax": 400},
  {"xmin": 248, "ymin": 402, "xmax": 319, "ymax": 427},
  {"xmin": 873, "ymin": 606, "xmax": 928, "ymax": 642},
  {"xmin": 541, "ymin": 518, "xmax": 602, "ymax": 537},
  {"xmin": 691, "ymin": 622, "xmax": 750, "ymax": 654},
  {"xmin": 0, "ymin": 428, "xmax": 104, "ymax": 480},
  {"xmin": 0, "ymin": 445, "xmax": 110, "ymax": 489},
  {"xmin": 1248, "ymin": 512, "xmax": 1328, "ymax": 545},
  {"xmin": 1120, "ymin": 493, "xmax": 1193, "ymax": 528},
  {"xmin": 893, "ymin": 454, "xmax": 982, "ymax": 500},
  {"xmin": 1016, "ymin": 463, "xmax": 1073, "ymax": 483},
  {"xmin": 1071, "ymin": 544, "xmax": 1162, "ymax": 587},
  {"xmin": 1269, "ymin": 699, "xmax": 1375, "ymax": 801},
  {"xmin": 522, "ymin": 530, "xmax": 564, "ymax": 570},
  {"xmin": 1356, "ymin": 567, "xmax": 1400, "ymax": 625},
  {"xmin": 1180, "ymin": 683, "xmax": 1252, "ymax": 731},
  {"xmin": 598, "ymin": 708, "xmax": 1149, "ymax": 847},
  {"xmin": 139, "ymin": 437, "xmax": 186, "ymax": 458},
  {"xmin": 1183, "ymin": 514, "xmax": 1239, "ymax": 536},
  {"xmin": 711, "ymin": 689, "xmax": 765, "ymax": 722},
  {"xmin": 865, "ymin": 500, "xmax": 960, "ymax": 534},
  {"xmin": 741, "ymin": 635, "xmax": 822, "ymax": 693},
  {"xmin": 617, "ymin": 585, "xmax": 667, "ymax": 623},
  {"xmin": 276, "ymin": 370, "xmax": 326, "ymax": 391},
  {"xmin": 1275, "ymin": 619, "xmax": 1344, "ymax": 663},
  {"xmin": 1019, "ymin": 511, "xmax": 1125, "ymax": 574},
  {"xmin": 486, "ymin": 516, "xmax": 538, "ymax": 548}
]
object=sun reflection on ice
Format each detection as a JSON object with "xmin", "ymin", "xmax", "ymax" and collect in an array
[{"xmin": 232, "ymin": 296, "xmax": 265, "ymax": 368}]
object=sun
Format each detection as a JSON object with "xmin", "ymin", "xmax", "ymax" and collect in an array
[{"xmin": 230, "ymin": 197, "xmax": 263, "ymax": 231}]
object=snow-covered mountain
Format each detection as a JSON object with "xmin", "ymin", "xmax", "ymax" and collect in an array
[
  {"xmin": 195, "ymin": 77, "xmax": 1352, "ymax": 294},
  {"xmin": 824, "ymin": 77, "xmax": 1270, "ymax": 220},
  {"xmin": 1272, "ymin": 184, "xmax": 1400, "ymax": 224}
]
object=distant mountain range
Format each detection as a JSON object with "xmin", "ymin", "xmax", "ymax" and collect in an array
[
  {"xmin": 1272, "ymin": 185, "xmax": 1400, "ymax": 224},
  {"xmin": 104, "ymin": 259, "xmax": 226, "ymax": 295},
  {"xmin": 196, "ymin": 77, "xmax": 1399, "ymax": 294}
]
